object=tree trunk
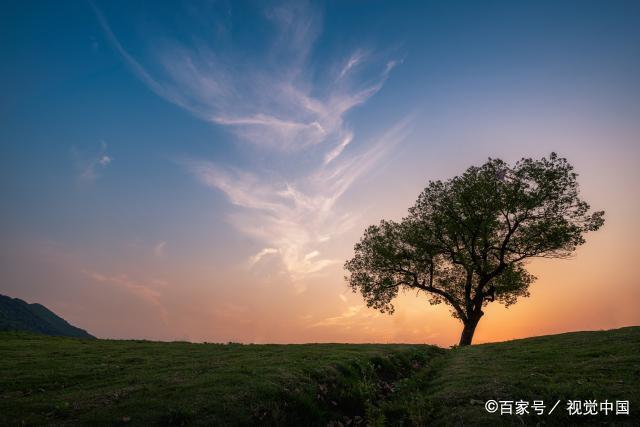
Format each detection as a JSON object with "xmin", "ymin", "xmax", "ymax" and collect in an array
[{"xmin": 459, "ymin": 316, "xmax": 481, "ymax": 346}]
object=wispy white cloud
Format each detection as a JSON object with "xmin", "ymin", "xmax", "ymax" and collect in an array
[
  {"xmin": 95, "ymin": 1, "xmax": 412, "ymax": 280},
  {"xmin": 324, "ymin": 132, "xmax": 353, "ymax": 165},
  {"xmin": 72, "ymin": 141, "xmax": 112, "ymax": 185},
  {"xmin": 94, "ymin": 2, "xmax": 398, "ymax": 153},
  {"xmin": 248, "ymin": 247, "xmax": 279, "ymax": 267},
  {"xmin": 339, "ymin": 49, "xmax": 368, "ymax": 79},
  {"xmin": 184, "ymin": 118, "xmax": 410, "ymax": 277}
]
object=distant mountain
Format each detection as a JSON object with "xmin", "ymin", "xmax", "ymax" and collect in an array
[{"xmin": 0, "ymin": 294, "xmax": 94, "ymax": 338}]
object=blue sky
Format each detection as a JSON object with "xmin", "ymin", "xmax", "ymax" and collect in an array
[{"xmin": 1, "ymin": 1, "xmax": 639, "ymax": 343}]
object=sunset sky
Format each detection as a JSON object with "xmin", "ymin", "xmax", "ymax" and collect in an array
[{"xmin": 1, "ymin": 0, "xmax": 639, "ymax": 345}]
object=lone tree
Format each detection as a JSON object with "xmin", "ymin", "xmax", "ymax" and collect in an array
[{"xmin": 345, "ymin": 153, "xmax": 604, "ymax": 346}]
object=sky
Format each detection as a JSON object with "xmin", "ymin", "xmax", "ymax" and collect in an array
[{"xmin": 1, "ymin": 0, "xmax": 639, "ymax": 345}]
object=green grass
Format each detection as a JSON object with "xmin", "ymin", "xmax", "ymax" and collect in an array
[
  {"xmin": 0, "ymin": 333, "xmax": 441, "ymax": 426},
  {"xmin": 0, "ymin": 327, "xmax": 638, "ymax": 426},
  {"xmin": 378, "ymin": 326, "xmax": 640, "ymax": 426}
]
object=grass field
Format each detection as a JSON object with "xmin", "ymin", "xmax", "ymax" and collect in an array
[{"xmin": 1, "ymin": 327, "xmax": 638, "ymax": 426}]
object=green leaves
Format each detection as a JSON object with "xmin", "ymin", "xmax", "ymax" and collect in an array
[{"xmin": 345, "ymin": 153, "xmax": 604, "ymax": 330}]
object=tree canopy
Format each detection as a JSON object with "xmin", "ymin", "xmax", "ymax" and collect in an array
[{"xmin": 344, "ymin": 153, "xmax": 605, "ymax": 345}]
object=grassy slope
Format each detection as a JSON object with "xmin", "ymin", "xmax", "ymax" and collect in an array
[
  {"xmin": 0, "ymin": 333, "xmax": 441, "ymax": 426},
  {"xmin": 379, "ymin": 326, "xmax": 640, "ymax": 426},
  {"xmin": 0, "ymin": 327, "xmax": 638, "ymax": 426}
]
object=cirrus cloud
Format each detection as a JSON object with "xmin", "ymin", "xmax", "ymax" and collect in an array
[{"xmin": 94, "ymin": 1, "xmax": 412, "ymax": 280}]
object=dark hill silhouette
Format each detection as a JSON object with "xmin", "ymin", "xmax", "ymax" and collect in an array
[{"xmin": 0, "ymin": 294, "xmax": 94, "ymax": 338}]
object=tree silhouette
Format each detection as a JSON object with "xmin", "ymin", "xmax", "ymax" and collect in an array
[{"xmin": 345, "ymin": 153, "xmax": 604, "ymax": 346}]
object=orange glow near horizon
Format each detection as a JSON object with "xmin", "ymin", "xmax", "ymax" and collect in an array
[
  {"xmin": 2, "ymin": 1, "xmax": 639, "ymax": 346},
  {"xmin": 6, "ymin": 196, "xmax": 638, "ymax": 347}
]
